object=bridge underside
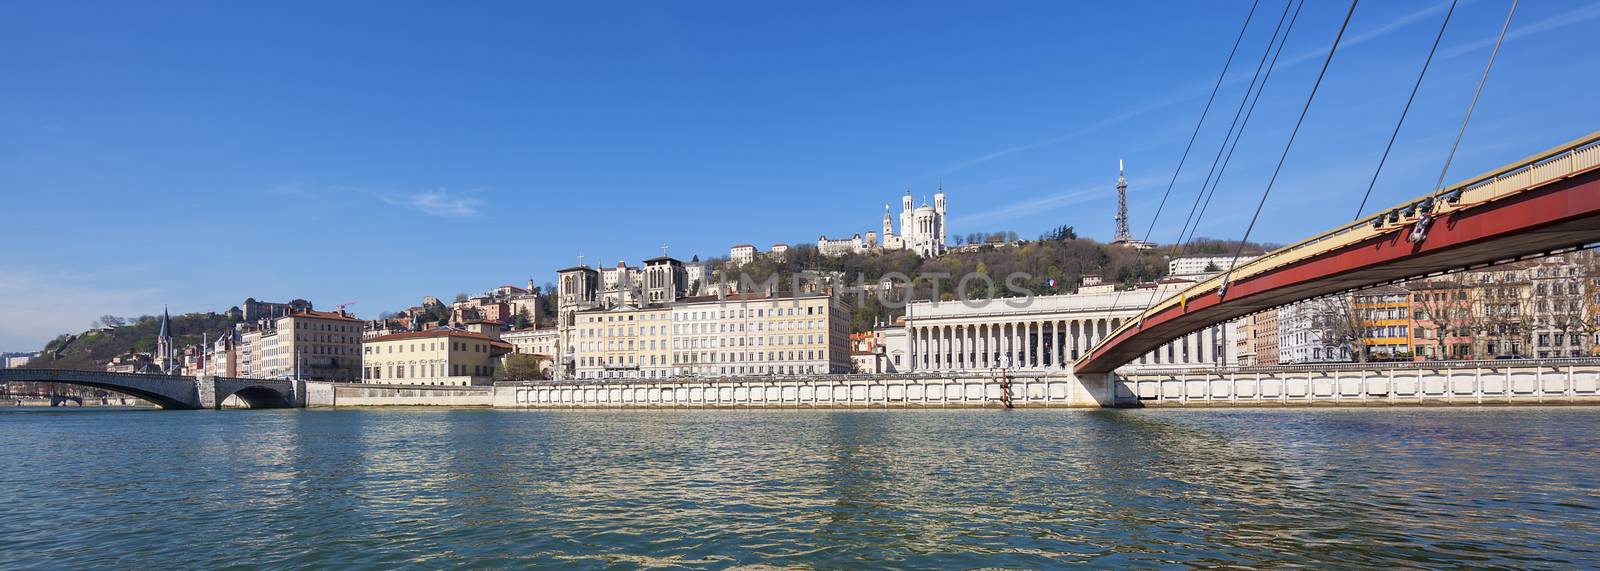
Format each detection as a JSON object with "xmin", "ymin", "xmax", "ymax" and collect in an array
[
  {"xmin": 1077, "ymin": 166, "xmax": 1600, "ymax": 374},
  {"xmin": 20, "ymin": 379, "xmax": 200, "ymax": 409}
]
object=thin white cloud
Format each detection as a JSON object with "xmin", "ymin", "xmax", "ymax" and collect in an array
[
  {"xmin": 959, "ymin": 184, "xmax": 1104, "ymax": 226},
  {"xmin": 374, "ymin": 189, "xmax": 486, "ymax": 218},
  {"xmin": 933, "ymin": 0, "xmax": 1458, "ymax": 177},
  {"xmin": 1436, "ymin": 2, "xmax": 1600, "ymax": 60}
]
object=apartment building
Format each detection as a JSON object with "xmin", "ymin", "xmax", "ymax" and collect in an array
[
  {"xmin": 568, "ymin": 292, "xmax": 850, "ymax": 380},
  {"xmin": 249, "ymin": 309, "xmax": 362, "ymax": 381},
  {"xmin": 361, "ymin": 329, "xmax": 512, "ymax": 386}
]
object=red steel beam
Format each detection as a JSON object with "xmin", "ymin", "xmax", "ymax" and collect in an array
[{"xmin": 1076, "ymin": 167, "xmax": 1600, "ymax": 374}]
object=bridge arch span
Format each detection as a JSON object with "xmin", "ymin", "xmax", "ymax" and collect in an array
[
  {"xmin": 218, "ymin": 385, "xmax": 294, "ymax": 409},
  {"xmin": 0, "ymin": 370, "xmax": 199, "ymax": 409}
]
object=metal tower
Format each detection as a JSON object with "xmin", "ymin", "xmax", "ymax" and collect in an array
[{"xmin": 1113, "ymin": 160, "xmax": 1133, "ymax": 242}]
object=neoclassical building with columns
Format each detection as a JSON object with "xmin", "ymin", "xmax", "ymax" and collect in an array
[{"xmin": 902, "ymin": 285, "xmax": 1237, "ymax": 372}]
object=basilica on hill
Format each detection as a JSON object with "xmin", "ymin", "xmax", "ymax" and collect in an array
[{"xmin": 817, "ymin": 186, "xmax": 948, "ymax": 258}]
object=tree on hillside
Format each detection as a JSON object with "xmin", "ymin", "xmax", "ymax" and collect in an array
[{"xmin": 1040, "ymin": 225, "xmax": 1077, "ymax": 242}]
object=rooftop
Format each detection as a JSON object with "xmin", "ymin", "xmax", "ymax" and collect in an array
[{"xmin": 364, "ymin": 328, "xmax": 513, "ymax": 349}]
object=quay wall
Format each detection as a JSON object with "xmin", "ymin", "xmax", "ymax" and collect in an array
[
  {"xmin": 497, "ymin": 360, "xmax": 1600, "ymax": 409},
  {"xmin": 303, "ymin": 381, "xmax": 493, "ymax": 407},
  {"xmin": 494, "ymin": 373, "xmax": 1113, "ymax": 409},
  {"xmin": 1116, "ymin": 360, "xmax": 1600, "ymax": 407}
]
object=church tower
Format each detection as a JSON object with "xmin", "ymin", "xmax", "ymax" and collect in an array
[
  {"xmin": 882, "ymin": 204, "xmax": 893, "ymax": 238},
  {"xmin": 156, "ymin": 306, "xmax": 175, "ymax": 375},
  {"xmin": 933, "ymin": 183, "xmax": 947, "ymax": 251},
  {"xmin": 900, "ymin": 189, "xmax": 915, "ymax": 243}
]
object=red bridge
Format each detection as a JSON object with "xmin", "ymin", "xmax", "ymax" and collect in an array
[{"xmin": 1076, "ymin": 131, "xmax": 1600, "ymax": 375}]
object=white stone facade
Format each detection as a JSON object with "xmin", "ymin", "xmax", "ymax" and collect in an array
[
  {"xmin": 903, "ymin": 286, "xmax": 1237, "ymax": 372},
  {"xmin": 818, "ymin": 188, "xmax": 948, "ymax": 258}
]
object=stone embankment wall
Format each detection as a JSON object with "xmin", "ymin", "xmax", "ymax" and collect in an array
[
  {"xmin": 494, "ymin": 373, "xmax": 1113, "ymax": 409},
  {"xmin": 303, "ymin": 381, "xmax": 493, "ymax": 407},
  {"xmin": 496, "ymin": 360, "xmax": 1600, "ymax": 409},
  {"xmin": 1116, "ymin": 360, "xmax": 1600, "ymax": 407}
]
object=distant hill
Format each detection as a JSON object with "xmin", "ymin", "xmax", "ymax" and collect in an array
[
  {"xmin": 25, "ymin": 312, "xmax": 241, "ymax": 371},
  {"xmin": 712, "ymin": 235, "xmax": 1274, "ymax": 331}
]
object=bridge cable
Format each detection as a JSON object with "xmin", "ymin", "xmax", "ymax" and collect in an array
[
  {"xmin": 1166, "ymin": 0, "xmax": 1300, "ymax": 264},
  {"xmin": 1353, "ymin": 0, "xmax": 1458, "ymax": 221},
  {"xmin": 1219, "ymin": 0, "xmax": 1360, "ymax": 299},
  {"xmin": 1102, "ymin": 0, "xmax": 1261, "ymax": 318},
  {"xmin": 1136, "ymin": 0, "xmax": 1304, "ymax": 320},
  {"xmin": 1170, "ymin": 0, "xmax": 1306, "ymax": 271},
  {"xmin": 1430, "ymin": 0, "xmax": 1517, "ymax": 203},
  {"xmin": 1407, "ymin": 0, "xmax": 1516, "ymax": 244}
]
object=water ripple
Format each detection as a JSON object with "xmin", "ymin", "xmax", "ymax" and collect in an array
[{"xmin": 0, "ymin": 407, "xmax": 1597, "ymax": 569}]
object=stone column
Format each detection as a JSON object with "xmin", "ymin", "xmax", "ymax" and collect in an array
[
  {"xmin": 1032, "ymin": 321, "xmax": 1042, "ymax": 369},
  {"xmin": 1073, "ymin": 320, "xmax": 1083, "ymax": 360},
  {"xmin": 1056, "ymin": 321, "xmax": 1066, "ymax": 368},
  {"xmin": 956, "ymin": 325, "xmax": 966, "ymax": 369},
  {"xmin": 1026, "ymin": 322, "xmax": 1033, "ymax": 367},
  {"xmin": 1004, "ymin": 323, "xmax": 1014, "ymax": 368},
  {"xmin": 978, "ymin": 324, "xmax": 986, "ymax": 369},
  {"xmin": 1015, "ymin": 323, "xmax": 1025, "ymax": 368},
  {"xmin": 924, "ymin": 327, "xmax": 933, "ymax": 370}
]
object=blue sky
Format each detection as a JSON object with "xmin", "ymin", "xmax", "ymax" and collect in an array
[{"xmin": 3, "ymin": 0, "xmax": 1599, "ymax": 351}]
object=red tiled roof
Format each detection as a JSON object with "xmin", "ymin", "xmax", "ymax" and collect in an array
[{"xmin": 363, "ymin": 329, "xmax": 513, "ymax": 349}]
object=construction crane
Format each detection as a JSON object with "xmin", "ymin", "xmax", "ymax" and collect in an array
[{"xmin": 336, "ymin": 301, "xmax": 357, "ymax": 313}]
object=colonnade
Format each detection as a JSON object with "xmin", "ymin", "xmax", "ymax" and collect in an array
[{"xmin": 907, "ymin": 319, "xmax": 1227, "ymax": 371}]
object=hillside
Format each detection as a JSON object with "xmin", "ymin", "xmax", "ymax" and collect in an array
[
  {"xmin": 25, "ymin": 312, "xmax": 242, "ymax": 371},
  {"xmin": 712, "ymin": 235, "xmax": 1273, "ymax": 331}
]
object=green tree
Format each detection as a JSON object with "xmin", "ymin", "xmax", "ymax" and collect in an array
[{"xmin": 497, "ymin": 354, "xmax": 549, "ymax": 381}]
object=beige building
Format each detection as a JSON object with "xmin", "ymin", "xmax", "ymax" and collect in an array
[
  {"xmin": 568, "ymin": 292, "xmax": 850, "ymax": 380},
  {"xmin": 670, "ymin": 293, "xmax": 851, "ymax": 379},
  {"xmin": 250, "ymin": 309, "xmax": 363, "ymax": 381},
  {"xmin": 362, "ymin": 329, "xmax": 512, "ymax": 386},
  {"xmin": 502, "ymin": 327, "xmax": 561, "ymax": 359},
  {"xmin": 573, "ymin": 305, "xmax": 673, "ymax": 380},
  {"xmin": 502, "ymin": 327, "xmax": 561, "ymax": 378}
]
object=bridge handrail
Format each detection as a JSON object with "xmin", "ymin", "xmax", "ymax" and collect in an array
[
  {"xmin": 0, "ymin": 368, "xmax": 289, "ymax": 385},
  {"xmin": 1084, "ymin": 130, "xmax": 1600, "ymax": 365},
  {"xmin": 0, "ymin": 368, "xmax": 193, "ymax": 382}
]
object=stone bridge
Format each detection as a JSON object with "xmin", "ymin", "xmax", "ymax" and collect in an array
[{"xmin": 0, "ymin": 369, "xmax": 299, "ymax": 409}]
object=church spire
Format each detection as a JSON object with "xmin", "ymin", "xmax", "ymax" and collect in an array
[{"xmin": 157, "ymin": 306, "xmax": 175, "ymax": 375}]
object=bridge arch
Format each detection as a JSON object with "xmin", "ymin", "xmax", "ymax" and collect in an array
[
  {"xmin": 0, "ymin": 370, "xmax": 199, "ymax": 409},
  {"xmin": 217, "ymin": 385, "xmax": 293, "ymax": 409}
]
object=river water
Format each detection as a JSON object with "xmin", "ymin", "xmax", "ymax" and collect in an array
[{"xmin": 1, "ymin": 407, "xmax": 1596, "ymax": 569}]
